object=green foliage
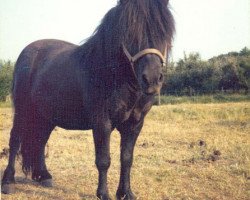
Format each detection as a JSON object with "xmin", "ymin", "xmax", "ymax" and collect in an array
[
  {"xmin": 163, "ymin": 47, "xmax": 250, "ymax": 95},
  {"xmin": 0, "ymin": 60, "xmax": 14, "ymax": 101}
]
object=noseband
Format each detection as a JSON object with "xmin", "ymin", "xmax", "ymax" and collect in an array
[{"xmin": 122, "ymin": 45, "xmax": 167, "ymax": 67}]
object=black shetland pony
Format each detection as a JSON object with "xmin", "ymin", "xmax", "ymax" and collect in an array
[{"xmin": 2, "ymin": 0, "xmax": 175, "ymax": 199}]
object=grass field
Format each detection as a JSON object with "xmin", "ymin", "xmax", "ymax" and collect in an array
[{"xmin": 0, "ymin": 101, "xmax": 250, "ymax": 200}]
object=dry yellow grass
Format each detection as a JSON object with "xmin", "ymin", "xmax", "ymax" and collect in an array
[{"xmin": 1, "ymin": 102, "xmax": 250, "ymax": 200}]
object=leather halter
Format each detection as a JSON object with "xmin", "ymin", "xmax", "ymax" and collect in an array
[
  {"xmin": 122, "ymin": 44, "xmax": 168, "ymax": 90},
  {"xmin": 122, "ymin": 44, "xmax": 167, "ymax": 66}
]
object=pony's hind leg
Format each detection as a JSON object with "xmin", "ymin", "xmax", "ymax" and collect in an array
[
  {"xmin": 22, "ymin": 114, "xmax": 55, "ymax": 187},
  {"xmin": 31, "ymin": 126, "xmax": 54, "ymax": 187},
  {"xmin": 1, "ymin": 117, "xmax": 22, "ymax": 194}
]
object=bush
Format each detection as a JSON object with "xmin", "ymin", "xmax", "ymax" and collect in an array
[
  {"xmin": 163, "ymin": 47, "xmax": 250, "ymax": 95},
  {"xmin": 0, "ymin": 60, "xmax": 14, "ymax": 101}
]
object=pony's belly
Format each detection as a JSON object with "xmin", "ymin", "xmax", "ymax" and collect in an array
[
  {"xmin": 52, "ymin": 108, "xmax": 92, "ymax": 130},
  {"xmin": 55, "ymin": 119, "xmax": 92, "ymax": 130}
]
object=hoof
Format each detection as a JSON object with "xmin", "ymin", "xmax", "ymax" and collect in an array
[
  {"xmin": 116, "ymin": 191, "xmax": 136, "ymax": 200},
  {"xmin": 1, "ymin": 184, "xmax": 15, "ymax": 194},
  {"xmin": 40, "ymin": 179, "xmax": 53, "ymax": 187},
  {"xmin": 97, "ymin": 194, "xmax": 111, "ymax": 200}
]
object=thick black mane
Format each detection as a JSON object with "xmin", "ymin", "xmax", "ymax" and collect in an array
[{"xmin": 78, "ymin": 0, "xmax": 175, "ymax": 69}]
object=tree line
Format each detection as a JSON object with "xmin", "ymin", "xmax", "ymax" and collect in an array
[
  {"xmin": 162, "ymin": 47, "xmax": 250, "ymax": 95},
  {"xmin": 0, "ymin": 47, "xmax": 249, "ymax": 101}
]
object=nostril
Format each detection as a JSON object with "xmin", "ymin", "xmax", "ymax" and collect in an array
[{"xmin": 158, "ymin": 73, "xmax": 163, "ymax": 82}]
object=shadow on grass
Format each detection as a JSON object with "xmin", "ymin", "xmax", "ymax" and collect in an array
[{"xmin": 6, "ymin": 176, "xmax": 97, "ymax": 199}]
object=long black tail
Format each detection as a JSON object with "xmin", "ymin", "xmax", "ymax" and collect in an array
[
  {"xmin": 12, "ymin": 58, "xmax": 37, "ymax": 176},
  {"xmin": 21, "ymin": 131, "xmax": 36, "ymax": 176}
]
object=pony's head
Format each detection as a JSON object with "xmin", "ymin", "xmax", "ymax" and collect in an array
[
  {"xmin": 119, "ymin": 0, "xmax": 175, "ymax": 95},
  {"xmin": 122, "ymin": 44, "xmax": 167, "ymax": 95}
]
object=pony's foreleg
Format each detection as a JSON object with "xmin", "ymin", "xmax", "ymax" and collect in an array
[
  {"xmin": 93, "ymin": 124, "xmax": 112, "ymax": 200},
  {"xmin": 1, "ymin": 125, "xmax": 21, "ymax": 194},
  {"xmin": 116, "ymin": 121, "xmax": 143, "ymax": 200}
]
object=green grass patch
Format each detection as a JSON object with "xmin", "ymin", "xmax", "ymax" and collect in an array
[
  {"xmin": 158, "ymin": 93, "xmax": 250, "ymax": 105},
  {"xmin": 1, "ymin": 94, "xmax": 249, "ymax": 108},
  {"xmin": 0, "ymin": 100, "xmax": 12, "ymax": 108}
]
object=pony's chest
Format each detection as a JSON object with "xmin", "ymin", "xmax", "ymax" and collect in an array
[
  {"xmin": 112, "ymin": 95, "xmax": 153, "ymax": 125},
  {"xmin": 131, "ymin": 99, "xmax": 153, "ymax": 122},
  {"xmin": 112, "ymin": 100, "xmax": 134, "ymax": 124}
]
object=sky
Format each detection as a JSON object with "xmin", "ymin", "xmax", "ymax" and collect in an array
[{"xmin": 0, "ymin": 0, "xmax": 249, "ymax": 61}]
